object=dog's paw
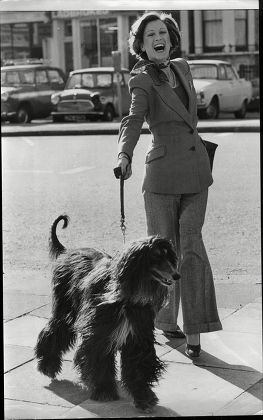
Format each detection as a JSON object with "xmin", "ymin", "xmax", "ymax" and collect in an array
[
  {"xmin": 36, "ymin": 359, "xmax": 61, "ymax": 379},
  {"xmin": 134, "ymin": 392, "xmax": 159, "ymax": 413},
  {"xmin": 135, "ymin": 401, "xmax": 155, "ymax": 413}
]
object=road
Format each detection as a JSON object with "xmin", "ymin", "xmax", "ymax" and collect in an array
[{"xmin": 2, "ymin": 132, "xmax": 261, "ymax": 308}]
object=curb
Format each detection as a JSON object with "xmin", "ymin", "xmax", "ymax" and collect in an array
[{"xmin": 1, "ymin": 125, "xmax": 260, "ymax": 137}]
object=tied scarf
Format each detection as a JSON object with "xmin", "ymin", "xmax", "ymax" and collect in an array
[{"xmin": 130, "ymin": 59, "xmax": 171, "ymax": 83}]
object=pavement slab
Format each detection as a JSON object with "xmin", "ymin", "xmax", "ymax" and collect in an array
[
  {"xmin": 61, "ymin": 398, "xmax": 178, "ymax": 418},
  {"xmin": 4, "ymin": 344, "xmax": 34, "ymax": 373},
  {"xmin": 213, "ymin": 379, "xmax": 263, "ymax": 416},
  {"xmin": 3, "ymin": 269, "xmax": 51, "ymax": 295},
  {"xmin": 4, "ymin": 400, "xmax": 70, "ymax": 419},
  {"xmin": 4, "ymin": 291, "xmax": 50, "ymax": 321},
  {"xmin": 214, "ymin": 282, "xmax": 261, "ymax": 309},
  {"xmin": 221, "ymin": 301, "xmax": 262, "ymax": 334},
  {"xmin": 4, "ymin": 314, "xmax": 47, "ymax": 347},
  {"xmin": 176, "ymin": 330, "xmax": 262, "ymax": 373},
  {"xmin": 155, "ymin": 361, "xmax": 262, "ymax": 417},
  {"xmin": 5, "ymin": 359, "xmax": 90, "ymax": 408}
]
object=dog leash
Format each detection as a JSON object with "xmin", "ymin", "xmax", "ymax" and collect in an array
[{"xmin": 113, "ymin": 166, "xmax": 126, "ymax": 243}]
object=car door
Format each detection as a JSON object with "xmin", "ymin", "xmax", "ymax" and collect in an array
[
  {"xmin": 216, "ymin": 64, "xmax": 230, "ymax": 111},
  {"xmin": 224, "ymin": 64, "xmax": 241, "ymax": 110},
  {"xmin": 35, "ymin": 68, "xmax": 53, "ymax": 116}
]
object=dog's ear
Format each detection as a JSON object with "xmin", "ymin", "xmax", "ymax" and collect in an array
[{"xmin": 148, "ymin": 236, "xmax": 178, "ymax": 266}]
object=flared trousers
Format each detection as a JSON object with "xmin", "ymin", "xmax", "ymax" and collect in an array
[{"xmin": 143, "ymin": 189, "xmax": 222, "ymax": 334}]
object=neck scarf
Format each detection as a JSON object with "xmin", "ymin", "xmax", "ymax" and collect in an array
[{"xmin": 130, "ymin": 58, "xmax": 171, "ymax": 80}]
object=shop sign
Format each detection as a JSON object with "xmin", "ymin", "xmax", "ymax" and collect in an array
[{"xmin": 52, "ymin": 10, "xmax": 110, "ymax": 19}]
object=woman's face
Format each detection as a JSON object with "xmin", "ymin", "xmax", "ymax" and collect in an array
[{"xmin": 141, "ymin": 19, "xmax": 172, "ymax": 64}]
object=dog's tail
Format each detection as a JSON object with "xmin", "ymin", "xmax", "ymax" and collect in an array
[{"xmin": 49, "ymin": 215, "xmax": 69, "ymax": 259}]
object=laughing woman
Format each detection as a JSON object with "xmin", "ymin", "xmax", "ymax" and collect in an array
[{"xmin": 115, "ymin": 11, "xmax": 222, "ymax": 357}]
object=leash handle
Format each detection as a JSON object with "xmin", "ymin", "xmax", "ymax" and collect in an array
[{"xmin": 113, "ymin": 167, "xmax": 126, "ymax": 242}]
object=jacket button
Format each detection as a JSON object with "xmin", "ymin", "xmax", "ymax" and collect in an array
[{"xmin": 189, "ymin": 146, "xmax": 196, "ymax": 151}]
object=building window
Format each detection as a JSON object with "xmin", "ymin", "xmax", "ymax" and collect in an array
[
  {"xmin": 0, "ymin": 23, "xmax": 43, "ymax": 64},
  {"xmin": 0, "ymin": 24, "xmax": 12, "ymax": 63},
  {"xmin": 81, "ymin": 19, "xmax": 98, "ymax": 68},
  {"xmin": 188, "ymin": 11, "xmax": 195, "ymax": 54},
  {"xmin": 64, "ymin": 20, "xmax": 72, "ymax": 37},
  {"xmin": 99, "ymin": 18, "xmax": 118, "ymax": 66},
  {"xmin": 202, "ymin": 10, "xmax": 224, "ymax": 53},
  {"xmin": 235, "ymin": 10, "xmax": 248, "ymax": 51}
]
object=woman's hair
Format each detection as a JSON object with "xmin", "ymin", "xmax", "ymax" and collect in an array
[{"xmin": 129, "ymin": 11, "xmax": 181, "ymax": 60}]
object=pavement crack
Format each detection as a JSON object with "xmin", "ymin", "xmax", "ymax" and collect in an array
[
  {"xmin": 4, "ymin": 304, "xmax": 50, "ymax": 323},
  {"xmin": 4, "ymin": 358, "xmax": 35, "ymax": 374},
  {"xmin": 4, "ymin": 397, "xmax": 71, "ymax": 409}
]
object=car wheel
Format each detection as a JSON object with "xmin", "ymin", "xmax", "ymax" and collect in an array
[
  {"xmin": 234, "ymin": 100, "xmax": 247, "ymax": 119},
  {"xmin": 205, "ymin": 97, "xmax": 219, "ymax": 119},
  {"xmin": 103, "ymin": 105, "xmax": 115, "ymax": 122},
  {"xmin": 16, "ymin": 105, "xmax": 31, "ymax": 123}
]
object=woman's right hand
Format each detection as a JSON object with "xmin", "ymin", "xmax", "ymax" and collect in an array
[{"xmin": 117, "ymin": 155, "xmax": 132, "ymax": 180}]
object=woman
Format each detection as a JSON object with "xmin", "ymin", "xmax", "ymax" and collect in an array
[{"xmin": 116, "ymin": 11, "xmax": 222, "ymax": 357}]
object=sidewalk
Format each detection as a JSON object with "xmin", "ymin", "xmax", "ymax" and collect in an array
[
  {"xmin": 1, "ymin": 117, "xmax": 260, "ymax": 137},
  {"xmin": 4, "ymin": 267, "xmax": 262, "ymax": 418},
  {"xmin": 3, "ymin": 117, "xmax": 262, "ymax": 418}
]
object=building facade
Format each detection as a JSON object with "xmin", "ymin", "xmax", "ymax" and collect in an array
[{"xmin": 0, "ymin": 9, "xmax": 259, "ymax": 83}]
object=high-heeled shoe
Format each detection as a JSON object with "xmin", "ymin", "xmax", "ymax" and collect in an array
[
  {"xmin": 163, "ymin": 326, "xmax": 185, "ymax": 339},
  {"xmin": 185, "ymin": 343, "xmax": 201, "ymax": 358}
]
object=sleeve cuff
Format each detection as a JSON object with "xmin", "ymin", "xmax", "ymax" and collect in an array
[{"xmin": 118, "ymin": 152, "xmax": 131, "ymax": 163}]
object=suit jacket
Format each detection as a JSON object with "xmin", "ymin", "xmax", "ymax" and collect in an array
[{"xmin": 118, "ymin": 58, "xmax": 213, "ymax": 194}]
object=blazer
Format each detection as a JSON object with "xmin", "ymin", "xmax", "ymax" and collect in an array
[{"xmin": 118, "ymin": 58, "xmax": 213, "ymax": 194}]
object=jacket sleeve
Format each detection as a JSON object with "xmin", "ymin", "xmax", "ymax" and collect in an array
[{"xmin": 117, "ymin": 74, "xmax": 149, "ymax": 161}]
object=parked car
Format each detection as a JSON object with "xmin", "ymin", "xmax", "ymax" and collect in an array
[
  {"xmin": 188, "ymin": 59, "xmax": 252, "ymax": 119},
  {"xmin": 51, "ymin": 67, "xmax": 131, "ymax": 122},
  {"xmin": 1, "ymin": 60, "xmax": 66, "ymax": 123}
]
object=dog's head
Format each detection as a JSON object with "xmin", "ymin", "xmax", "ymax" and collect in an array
[{"xmin": 113, "ymin": 236, "xmax": 180, "ymax": 308}]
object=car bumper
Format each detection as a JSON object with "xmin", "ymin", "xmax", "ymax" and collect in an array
[
  {"xmin": 51, "ymin": 111, "xmax": 104, "ymax": 121},
  {"xmin": 51, "ymin": 111, "xmax": 104, "ymax": 116},
  {"xmin": 1, "ymin": 111, "xmax": 16, "ymax": 121},
  {"xmin": 196, "ymin": 102, "xmax": 208, "ymax": 110}
]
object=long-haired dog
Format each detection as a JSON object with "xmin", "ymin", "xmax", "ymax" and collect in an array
[{"xmin": 35, "ymin": 215, "xmax": 180, "ymax": 412}]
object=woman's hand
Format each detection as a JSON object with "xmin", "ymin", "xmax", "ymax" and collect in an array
[{"xmin": 117, "ymin": 154, "xmax": 132, "ymax": 180}]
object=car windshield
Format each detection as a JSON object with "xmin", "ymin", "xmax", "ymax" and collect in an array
[
  {"xmin": 189, "ymin": 64, "xmax": 218, "ymax": 79},
  {"xmin": 66, "ymin": 72, "xmax": 112, "ymax": 89},
  {"xmin": 2, "ymin": 70, "xmax": 21, "ymax": 85}
]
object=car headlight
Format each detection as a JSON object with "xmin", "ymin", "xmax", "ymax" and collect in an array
[
  {"xmin": 51, "ymin": 94, "xmax": 60, "ymax": 105},
  {"xmin": 196, "ymin": 90, "xmax": 205, "ymax": 102},
  {"xmin": 1, "ymin": 92, "xmax": 9, "ymax": 102}
]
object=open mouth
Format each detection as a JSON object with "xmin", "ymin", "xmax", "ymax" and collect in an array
[
  {"xmin": 154, "ymin": 44, "xmax": 165, "ymax": 52},
  {"xmin": 151, "ymin": 269, "xmax": 174, "ymax": 286}
]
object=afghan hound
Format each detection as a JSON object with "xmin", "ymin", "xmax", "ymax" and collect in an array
[{"xmin": 35, "ymin": 215, "xmax": 180, "ymax": 412}]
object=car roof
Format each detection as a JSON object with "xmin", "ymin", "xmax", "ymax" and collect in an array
[
  {"xmin": 187, "ymin": 59, "xmax": 231, "ymax": 65},
  {"xmin": 70, "ymin": 67, "xmax": 129, "ymax": 75},
  {"xmin": 1, "ymin": 64, "xmax": 61, "ymax": 71}
]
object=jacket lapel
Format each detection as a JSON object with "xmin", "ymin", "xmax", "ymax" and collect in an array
[
  {"xmin": 171, "ymin": 60, "xmax": 194, "ymax": 117},
  {"xmin": 146, "ymin": 63, "xmax": 194, "ymax": 129}
]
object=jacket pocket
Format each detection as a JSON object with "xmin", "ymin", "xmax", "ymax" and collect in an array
[{"xmin": 145, "ymin": 145, "xmax": 166, "ymax": 164}]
